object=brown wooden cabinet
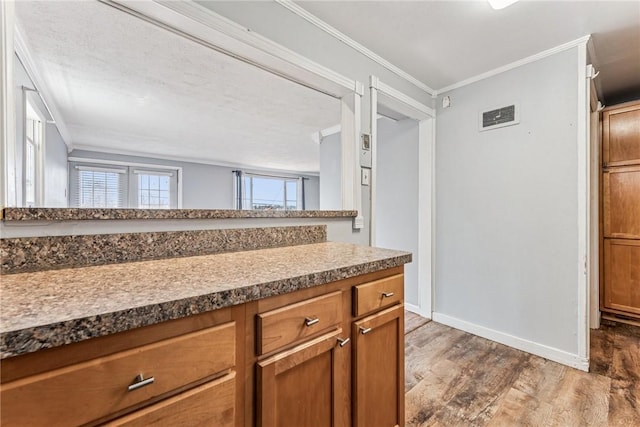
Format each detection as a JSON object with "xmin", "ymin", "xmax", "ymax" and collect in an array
[
  {"xmin": 601, "ymin": 100, "xmax": 640, "ymax": 322},
  {"xmin": 603, "ymin": 102, "xmax": 640, "ymax": 167},
  {"xmin": 0, "ymin": 267, "xmax": 405, "ymax": 427},
  {"xmin": 353, "ymin": 305, "xmax": 404, "ymax": 427},
  {"xmin": 0, "ymin": 307, "xmax": 242, "ymax": 427},
  {"xmin": 603, "ymin": 165, "xmax": 640, "ymax": 239},
  {"xmin": 256, "ymin": 329, "xmax": 349, "ymax": 427},
  {"xmin": 603, "ymin": 239, "xmax": 640, "ymax": 316}
]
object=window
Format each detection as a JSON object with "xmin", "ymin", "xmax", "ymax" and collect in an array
[
  {"xmin": 69, "ymin": 161, "xmax": 179, "ymax": 209},
  {"xmin": 136, "ymin": 171, "xmax": 172, "ymax": 209},
  {"xmin": 75, "ymin": 166, "xmax": 127, "ymax": 208},
  {"xmin": 24, "ymin": 100, "xmax": 44, "ymax": 207},
  {"xmin": 235, "ymin": 172, "xmax": 303, "ymax": 210}
]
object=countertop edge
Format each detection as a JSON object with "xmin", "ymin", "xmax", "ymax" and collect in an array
[
  {"xmin": 2, "ymin": 208, "xmax": 358, "ymax": 221},
  {"xmin": 0, "ymin": 253, "xmax": 411, "ymax": 359}
]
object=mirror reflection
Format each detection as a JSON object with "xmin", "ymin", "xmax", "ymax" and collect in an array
[{"xmin": 12, "ymin": 0, "xmax": 342, "ymax": 210}]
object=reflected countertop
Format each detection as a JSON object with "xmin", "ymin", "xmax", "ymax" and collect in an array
[{"xmin": 1, "ymin": 208, "xmax": 358, "ymax": 221}]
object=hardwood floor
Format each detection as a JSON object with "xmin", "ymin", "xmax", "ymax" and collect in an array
[{"xmin": 405, "ymin": 316, "xmax": 640, "ymax": 426}]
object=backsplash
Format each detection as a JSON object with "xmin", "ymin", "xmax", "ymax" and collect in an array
[{"xmin": 0, "ymin": 225, "xmax": 326, "ymax": 274}]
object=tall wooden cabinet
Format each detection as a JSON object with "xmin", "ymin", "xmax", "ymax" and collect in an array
[{"xmin": 601, "ymin": 100, "xmax": 640, "ymax": 323}]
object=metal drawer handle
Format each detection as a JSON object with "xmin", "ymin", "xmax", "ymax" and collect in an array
[
  {"xmin": 360, "ymin": 327, "xmax": 372, "ymax": 335},
  {"xmin": 381, "ymin": 292, "xmax": 394, "ymax": 298},
  {"xmin": 337, "ymin": 337, "xmax": 350, "ymax": 347},
  {"xmin": 128, "ymin": 374, "xmax": 155, "ymax": 392},
  {"xmin": 304, "ymin": 317, "xmax": 320, "ymax": 327}
]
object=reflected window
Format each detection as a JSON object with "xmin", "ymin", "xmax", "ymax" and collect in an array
[
  {"xmin": 136, "ymin": 171, "xmax": 172, "ymax": 209},
  {"xmin": 69, "ymin": 161, "xmax": 179, "ymax": 209},
  {"xmin": 24, "ymin": 100, "xmax": 44, "ymax": 207},
  {"xmin": 75, "ymin": 166, "xmax": 126, "ymax": 208},
  {"xmin": 235, "ymin": 172, "xmax": 302, "ymax": 210}
]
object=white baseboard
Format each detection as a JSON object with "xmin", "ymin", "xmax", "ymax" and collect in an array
[
  {"xmin": 432, "ymin": 312, "xmax": 589, "ymax": 372},
  {"xmin": 405, "ymin": 303, "xmax": 431, "ymax": 320}
]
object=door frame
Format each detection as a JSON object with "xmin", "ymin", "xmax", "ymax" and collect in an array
[{"xmin": 369, "ymin": 75, "xmax": 435, "ymax": 319}]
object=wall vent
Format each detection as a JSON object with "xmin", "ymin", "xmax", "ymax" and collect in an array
[{"xmin": 479, "ymin": 103, "xmax": 519, "ymax": 131}]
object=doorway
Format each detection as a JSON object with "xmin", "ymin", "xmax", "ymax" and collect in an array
[{"xmin": 369, "ymin": 76, "xmax": 435, "ymax": 318}]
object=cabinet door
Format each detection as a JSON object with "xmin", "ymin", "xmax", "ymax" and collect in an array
[
  {"xmin": 353, "ymin": 305, "xmax": 404, "ymax": 427},
  {"xmin": 603, "ymin": 165, "xmax": 640, "ymax": 238},
  {"xmin": 256, "ymin": 329, "xmax": 349, "ymax": 427},
  {"xmin": 604, "ymin": 239, "xmax": 640, "ymax": 315},
  {"xmin": 603, "ymin": 103, "xmax": 640, "ymax": 166}
]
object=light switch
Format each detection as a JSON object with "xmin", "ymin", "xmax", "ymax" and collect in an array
[{"xmin": 361, "ymin": 168, "xmax": 370, "ymax": 186}]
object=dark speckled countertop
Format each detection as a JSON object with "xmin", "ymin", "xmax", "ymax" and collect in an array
[
  {"xmin": 0, "ymin": 242, "xmax": 411, "ymax": 359},
  {"xmin": 1, "ymin": 207, "xmax": 358, "ymax": 221}
]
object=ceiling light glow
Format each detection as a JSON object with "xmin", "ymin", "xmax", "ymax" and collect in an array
[{"xmin": 488, "ymin": 0, "xmax": 520, "ymax": 10}]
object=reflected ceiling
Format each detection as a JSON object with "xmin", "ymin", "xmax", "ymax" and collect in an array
[{"xmin": 15, "ymin": 1, "xmax": 341, "ymax": 173}]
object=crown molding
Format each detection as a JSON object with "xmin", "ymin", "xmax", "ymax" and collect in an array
[
  {"xmin": 275, "ymin": 0, "xmax": 435, "ymax": 96},
  {"xmin": 437, "ymin": 35, "xmax": 592, "ymax": 95}
]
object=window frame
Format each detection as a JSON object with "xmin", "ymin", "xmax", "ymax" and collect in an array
[
  {"xmin": 23, "ymin": 97, "xmax": 45, "ymax": 207},
  {"xmin": 68, "ymin": 157, "xmax": 182, "ymax": 209},
  {"xmin": 234, "ymin": 171, "xmax": 304, "ymax": 211}
]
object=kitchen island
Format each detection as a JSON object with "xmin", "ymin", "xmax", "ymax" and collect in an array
[{"xmin": 1, "ymin": 241, "xmax": 410, "ymax": 427}]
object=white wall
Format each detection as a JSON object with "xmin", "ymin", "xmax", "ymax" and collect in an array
[
  {"xmin": 319, "ymin": 132, "xmax": 341, "ymax": 210},
  {"xmin": 44, "ymin": 123, "xmax": 68, "ymax": 207},
  {"xmin": 434, "ymin": 48, "xmax": 585, "ymax": 365},
  {"xmin": 15, "ymin": 53, "xmax": 68, "ymax": 207},
  {"xmin": 70, "ymin": 149, "xmax": 320, "ymax": 210},
  {"xmin": 195, "ymin": 1, "xmax": 433, "ymax": 109},
  {"xmin": 376, "ymin": 117, "xmax": 419, "ymax": 306},
  {"xmin": 195, "ymin": 1, "xmax": 435, "ymax": 246}
]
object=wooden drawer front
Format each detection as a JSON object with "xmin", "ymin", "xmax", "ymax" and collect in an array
[
  {"xmin": 604, "ymin": 239, "xmax": 640, "ymax": 315},
  {"xmin": 603, "ymin": 166, "xmax": 640, "ymax": 238},
  {"xmin": 257, "ymin": 291, "xmax": 342, "ymax": 355},
  {"xmin": 0, "ymin": 322, "xmax": 235, "ymax": 427},
  {"xmin": 107, "ymin": 372, "xmax": 236, "ymax": 427},
  {"xmin": 353, "ymin": 274, "xmax": 404, "ymax": 317}
]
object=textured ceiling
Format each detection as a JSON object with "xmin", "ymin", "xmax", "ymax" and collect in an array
[
  {"xmin": 298, "ymin": 0, "xmax": 640, "ymax": 103},
  {"xmin": 15, "ymin": 1, "xmax": 341, "ymax": 173}
]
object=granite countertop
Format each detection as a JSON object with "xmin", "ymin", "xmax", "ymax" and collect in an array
[
  {"xmin": 0, "ymin": 242, "xmax": 411, "ymax": 359},
  {"xmin": 2, "ymin": 208, "xmax": 358, "ymax": 221}
]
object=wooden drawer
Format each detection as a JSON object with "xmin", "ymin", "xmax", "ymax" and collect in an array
[
  {"xmin": 353, "ymin": 274, "xmax": 404, "ymax": 317},
  {"xmin": 106, "ymin": 371, "xmax": 236, "ymax": 427},
  {"xmin": 257, "ymin": 291, "xmax": 342, "ymax": 355},
  {"xmin": 0, "ymin": 322, "xmax": 235, "ymax": 427}
]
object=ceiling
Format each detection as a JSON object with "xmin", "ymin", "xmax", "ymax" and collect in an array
[
  {"xmin": 297, "ymin": 0, "xmax": 640, "ymax": 103},
  {"xmin": 15, "ymin": 1, "xmax": 340, "ymax": 174}
]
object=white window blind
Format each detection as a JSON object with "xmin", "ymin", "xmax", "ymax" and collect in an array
[
  {"xmin": 71, "ymin": 165, "xmax": 127, "ymax": 208},
  {"xmin": 69, "ymin": 161, "xmax": 179, "ymax": 209}
]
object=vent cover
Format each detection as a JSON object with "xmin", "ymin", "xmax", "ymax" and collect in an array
[{"xmin": 479, "ymin": 103, "xmax": 519, "ymax": 131}]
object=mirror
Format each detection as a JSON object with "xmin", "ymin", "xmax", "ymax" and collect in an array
[{"xmin": 12, "ymin": 0, "xmax": 342, "ymax": 210}]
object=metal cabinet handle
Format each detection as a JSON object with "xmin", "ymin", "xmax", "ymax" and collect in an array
[
  {"xmin": 128, "ymin": 374, "xmax": 155, "ymax": 392},
  {"xmin": 337, "ymin": 337, "xmax": 350, "ymax": 347},
  {"xmin": 304, "ymin": 317, "xmax": 320, "ymax": 327},
  {"xmin": 381, "ymin": 292, "xmax": 394, "ymax": 298},
  {"xmin": 360, "ymin": 327, "xmax": 372, "ymax": 335}
]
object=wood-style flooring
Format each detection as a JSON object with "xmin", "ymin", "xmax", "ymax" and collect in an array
[{"xmin": 404, "ymin": 315, "xmax": 640, "ymax": 426}]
